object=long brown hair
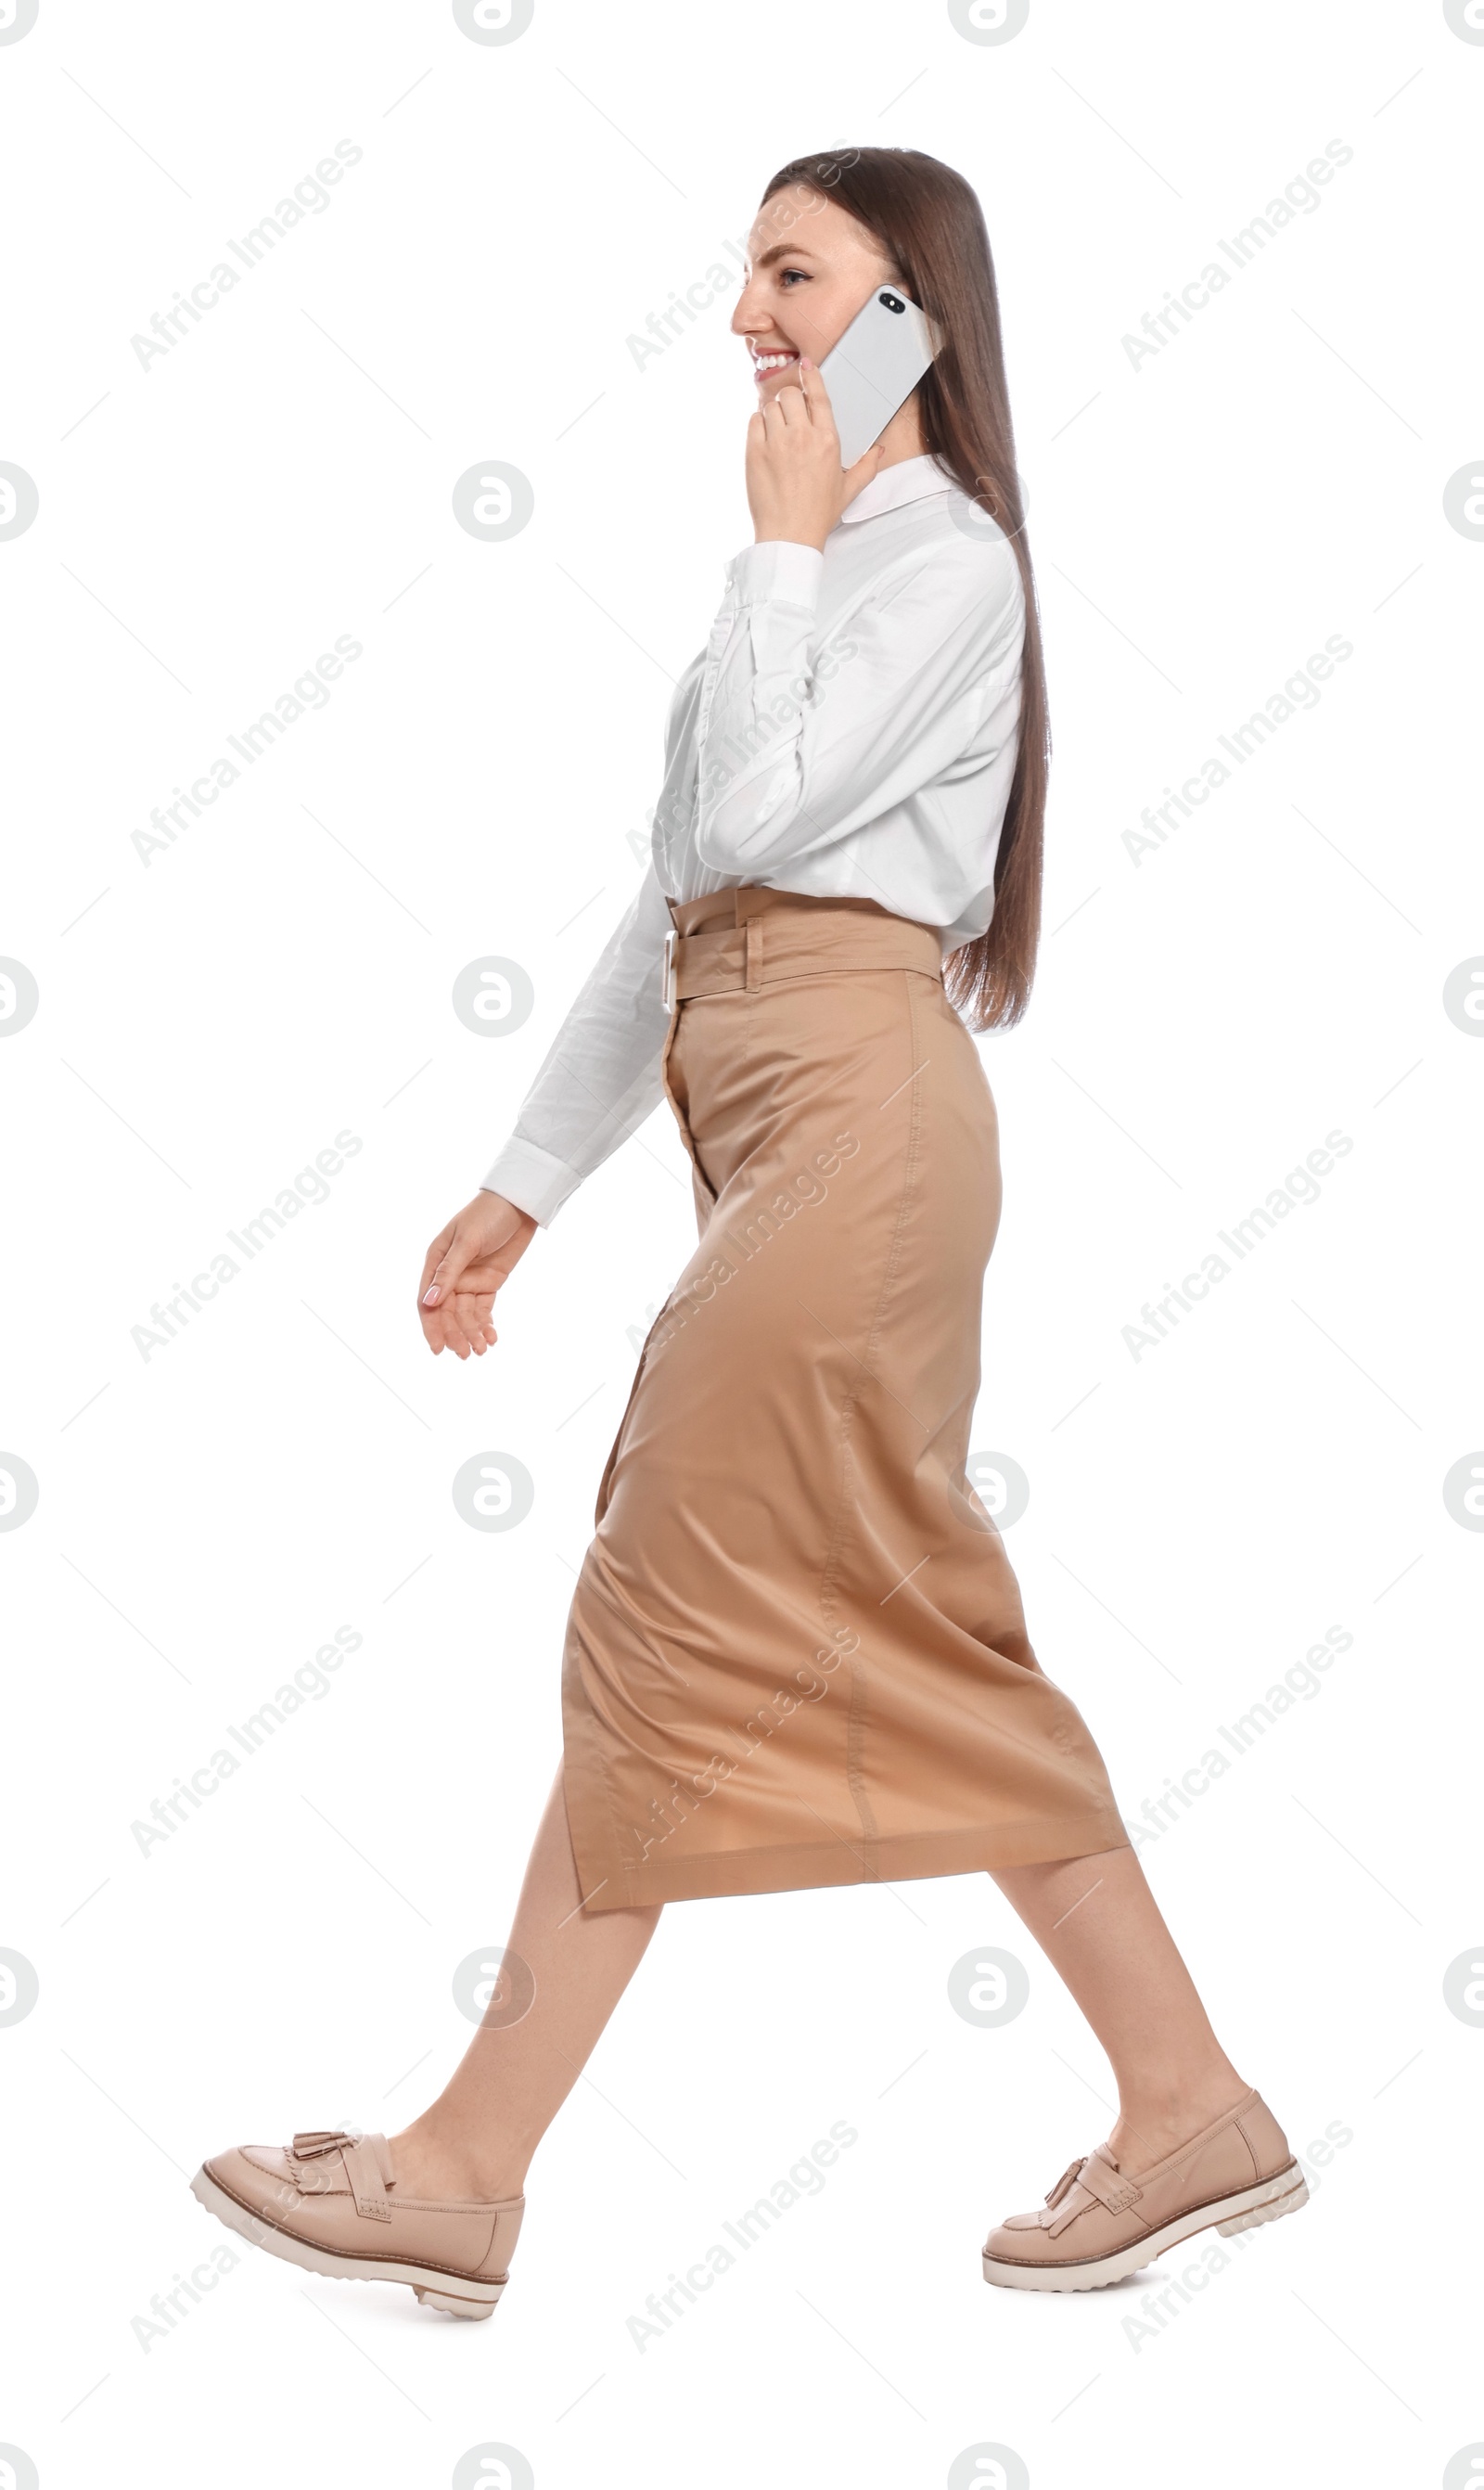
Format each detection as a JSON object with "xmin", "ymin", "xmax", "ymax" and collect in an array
[{"xmin": 760, "ymin": 148, "xmax": 1046, "ymax": 1030}]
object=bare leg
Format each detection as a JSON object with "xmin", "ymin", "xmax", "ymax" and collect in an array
[
  {"xmin": 991, "ymin": 1845, "xmax": 1249, "ymax": 2175},
  {"xmin": 389, "ymin": 1764, "xmax": 661, "ymax": 2200}
]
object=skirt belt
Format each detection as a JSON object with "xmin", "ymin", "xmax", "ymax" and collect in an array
[{"xmin": 662, "ymin": 887, "xmax": 945, "ymax": 1007}]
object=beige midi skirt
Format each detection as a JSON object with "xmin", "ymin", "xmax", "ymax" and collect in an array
[{"xmin": 561, "ymin": 886, "xmax": 1131, "ymax": 1912}]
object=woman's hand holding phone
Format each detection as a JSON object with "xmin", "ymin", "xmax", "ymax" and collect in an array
[
  {"xmin": 418, "ymin": 1190, "xmax": 537, "ymax": 1357},
  {"xmin": 746, "ymin": 359, "xmax": 885, "ymax": 554}
]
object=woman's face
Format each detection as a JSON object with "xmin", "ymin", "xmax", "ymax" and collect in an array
[{"xmin": 733, "ymin": 183, "xmax": 902, "ymax": 404}]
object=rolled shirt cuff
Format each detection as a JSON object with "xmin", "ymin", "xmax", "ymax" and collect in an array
[
  {"xmin": 725, "ymin": 538, "xmax": 825, "ymax": 610},
  {"xmin": 480, "ymin": 1136, "xmax": 582, "ymax": 1228}
]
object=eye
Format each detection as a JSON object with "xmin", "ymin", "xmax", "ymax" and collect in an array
[{"xmin": 778, "ymin": 267, "xmax": 809, "ymax": 286}]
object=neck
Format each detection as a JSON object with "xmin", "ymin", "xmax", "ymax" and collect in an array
[{"xmin": 874, "ymin": 391, "xmax": 928, "ymax": 470}]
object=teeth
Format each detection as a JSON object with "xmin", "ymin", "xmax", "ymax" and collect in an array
[{"xmin": 753, "ymin": 352, "xmax": 798, "ymax": 373}]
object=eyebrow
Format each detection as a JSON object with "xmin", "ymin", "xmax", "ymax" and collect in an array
[{"xmin": 748, "ymin": 240, "xmax": 823, "ymax": 271}]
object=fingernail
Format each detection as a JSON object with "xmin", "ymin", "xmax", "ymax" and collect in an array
[{"xmin": 422, "ymin": 1287, "xmax": 440, "ymax": 1305}]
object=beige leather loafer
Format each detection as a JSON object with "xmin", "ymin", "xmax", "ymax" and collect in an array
[
  {"xmin": 982, "ymin": 2086, "xmax": 1307, "ymax": 2291},
  {"xmin": 190, "ymin": 2126, "xmax": 524, "ymax": 2319}
]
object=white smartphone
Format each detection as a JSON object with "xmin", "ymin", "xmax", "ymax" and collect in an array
[{"xmin": 817, "ymin": 287, "xmax": 941, "ymax": 468}]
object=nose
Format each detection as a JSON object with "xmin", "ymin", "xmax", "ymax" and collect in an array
[{"xmin": 731, "ymin": 276, "xmax": 764, "ymax": 341}]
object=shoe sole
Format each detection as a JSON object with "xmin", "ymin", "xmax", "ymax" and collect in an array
[
  {"xmin": 189, "ymin": 2164, "xmax": 506, "ymax": 2320},
  {"xmin": 981, "ymin": 2161, "xmax": 1310, "ymax": 2291}
]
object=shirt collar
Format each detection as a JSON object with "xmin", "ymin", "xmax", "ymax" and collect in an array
[{"xmin": 838, "ymin": 451, "xmax": 957, "ymax": 526}]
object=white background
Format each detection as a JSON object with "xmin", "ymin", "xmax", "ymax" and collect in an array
[{"xmin": 2, "ymin": 0, "xmax": 1480, "ymax": 2484}]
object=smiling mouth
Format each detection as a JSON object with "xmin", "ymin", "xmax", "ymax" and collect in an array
[{"xmin": 750, "ymin": 346, "xmax": 800, "ymax": 378}]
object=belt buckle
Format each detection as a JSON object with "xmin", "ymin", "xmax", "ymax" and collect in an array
[{"xmin": 662, "ymin": 929, "xmax": 677, "ymax": 1010}]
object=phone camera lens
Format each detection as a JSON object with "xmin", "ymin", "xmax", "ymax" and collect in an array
[{"xmin": 879, "ymin": 290, "xmax": 904, "ymax": 313}]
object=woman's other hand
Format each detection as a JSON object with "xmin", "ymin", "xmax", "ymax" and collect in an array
[
  {"xmin": 417, "ymin": 1190, "xmax": 537, "ymax": 1358},
  {"xmin": 745, "ymin": 359, "xmax": 885, "ymax": 554}
]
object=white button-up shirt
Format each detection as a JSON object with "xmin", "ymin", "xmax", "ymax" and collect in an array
[{"xmin": 482, "ymin": 450, "xmax": 1025, "ymax": 1226}]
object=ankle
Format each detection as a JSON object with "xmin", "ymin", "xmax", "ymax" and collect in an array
[
  {"xmin": 389, "ymin": 2111, "xmax": 529, "ymax": 2204},
  {"xmin": 1109, "ymin": 2069, "xmax": 1249, "ymax": 2174}
]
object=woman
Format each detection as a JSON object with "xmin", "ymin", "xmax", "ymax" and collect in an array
[{"xmin": 191, "ymin": 148, "xmax": 1305, "ymax": 2314}]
